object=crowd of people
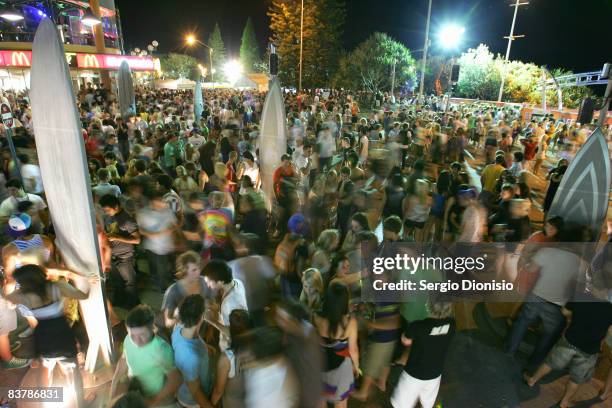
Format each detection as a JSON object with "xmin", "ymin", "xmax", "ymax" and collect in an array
[{"xmin": 0, "ymin": 84, "xmax": 611, "ymax": 408}]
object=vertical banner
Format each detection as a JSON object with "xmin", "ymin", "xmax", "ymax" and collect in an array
[
  {"xmin": 117, "ymin": 60, "xmax": 135, "ymax": 119},
  {"xmin": 194, "ymin": 79, "xmax": 203, "ymax": 124},
  {"xmin": 259, "ymin": 77, "xmax": 287, "ymax": 210},
  {"xmin": 548, "ymin": 127, "xmax": 611, "ymax": 239},
  {"xmin": 29, "ymin": 19, "xmax": 112, "ymax": 371}
]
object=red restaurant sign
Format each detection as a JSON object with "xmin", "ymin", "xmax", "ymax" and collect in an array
[
  {"xmin": 0, "ymin": 50, "xmax": 33, "ymax": 67},
  {"xmin": 0, "ymin": 50, "xmax": 154, "ymax": 71},
  {"xmin": 76, "ymin": 54, "xmax": 155, "ymax": 71}
]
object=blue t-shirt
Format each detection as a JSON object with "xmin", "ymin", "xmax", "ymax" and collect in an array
[{"xmin": 171, "ymin": 325, "xmax": 212, "ymax": 406}]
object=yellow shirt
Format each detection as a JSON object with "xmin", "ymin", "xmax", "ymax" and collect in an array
[{"xmin": 481, "ymin": 164, "xmax": 505, "ymax": 193}]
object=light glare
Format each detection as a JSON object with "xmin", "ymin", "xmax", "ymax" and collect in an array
[
  {"xmin": 438, "ymin": 24, "xmax": 465, "ymax": 49},
  {"xmin": 224, "ymin": 60, "xmax": 243, "ymax": 85}
]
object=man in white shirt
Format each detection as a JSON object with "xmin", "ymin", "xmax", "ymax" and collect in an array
[
  {"xmin": 137, "ymin": 190, "xmax": 177, "ymax": 291},
  {"xmin": 203, "ymin": 260, "xmax": 248, "ymax": 350},
  {"xmin": 0, "ymin": 179, "xmax": 47, "ymax": 225},
  {"xmin": 506, "ymin": 225, "xmax": 588, "ymax": 366},
  {"xmin": 17, "ymin": 154, "xmax": 43, "ymax": 194},
  {"xmin": 188, "ymin": 130, "xmax": 206, "ymax": 149}
]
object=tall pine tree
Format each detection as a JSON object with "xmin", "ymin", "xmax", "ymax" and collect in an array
[
  {"xmin": 208, "ymin": 23, "xmax": 226, "ymax": 77},
  {"xmin": 239, "ymin": 18, "xmax": 260, "ymax": 73},
  {"xmin": 268, "ymin": 0, "xmax": 345, "ymax": 88}
]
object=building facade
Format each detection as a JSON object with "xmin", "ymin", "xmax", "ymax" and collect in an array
[{"xmin": 0, "ymin": 0, "xmax": 154, "ymax": 91}]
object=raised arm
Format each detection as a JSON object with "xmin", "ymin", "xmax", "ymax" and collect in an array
[
  {"xmin": 211, "ymin": 353, "xmax": 231, "ymax": 406},
  {"xmin": 110, "ymin": 352, "xmax": 129, "ymax": 400}
]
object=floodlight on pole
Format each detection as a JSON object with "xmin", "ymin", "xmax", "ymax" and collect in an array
[
  {"xmin": 0, "ymin": 5, "xmax": 24, "ymax": 22},
  {"xmin": 438, "ymin": 24, "xmax": 465, "ymax": 49}
]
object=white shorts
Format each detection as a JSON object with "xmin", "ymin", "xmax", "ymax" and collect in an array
[{"xmin": 391, "ymin": 372, "xmax": 441, "ymax": 408}]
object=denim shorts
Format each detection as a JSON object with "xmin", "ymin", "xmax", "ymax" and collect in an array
[{"xmin": 546, "ymin": 336, "xmax": 598, "ymax": 384}]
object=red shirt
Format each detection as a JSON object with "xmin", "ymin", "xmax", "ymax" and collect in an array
[
  {"xmin": 521, "ymin": 139, "xmax": 538, "ymax": 160},
  {"xmin": 273, "ymin": 165, "xmax": 295, "ymax": 197}
]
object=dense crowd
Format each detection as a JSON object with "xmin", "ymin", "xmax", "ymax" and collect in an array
[{"xmin": 0, "ymin": 84, "xmax": 611, "ymax": 408}]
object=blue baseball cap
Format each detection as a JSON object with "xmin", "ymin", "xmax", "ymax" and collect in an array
[
  {"xmin": 7, "ymin": 213, "xmax": 32, "ymax": 237},
  {"xmin": 288, "ymin": 213, "xmax": 309, "ymax": 236}
]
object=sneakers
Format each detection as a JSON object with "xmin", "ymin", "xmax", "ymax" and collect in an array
[
  {"xmin": 18, "ymin": 326, "xmax": 34, "ymax": 338},
  {"xmin": 2, "ymin": 357, "xmax": 31, "ymax": 370}
]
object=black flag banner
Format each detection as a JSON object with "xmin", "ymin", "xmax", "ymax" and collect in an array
[{"xmin": 548, "ymin": 127, "xmax": 611, "ymax": 239}]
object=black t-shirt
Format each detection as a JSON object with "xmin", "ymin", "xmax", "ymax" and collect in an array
[
  {"xmin": 240, "ymin": 209, "xmax": 268, "ymax": 244},
  {"xmin": 404, "ymin": 317, "xmax": 456, "ymax": 380},
  {"xmin": 104, "ymin": 210, "xmax": 138, "ymax": 258},
  {"xmin": 565, "ymin": 298, "xmax": 612, "ymax": 355},
  {"xmin": 182, "ymin": 209, "xmax": 203, "ymax": 253}
]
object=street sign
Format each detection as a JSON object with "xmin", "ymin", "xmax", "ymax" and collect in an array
[{"xmin": 1, "ymin": 103, "xmax": 13, "ymax": 128}]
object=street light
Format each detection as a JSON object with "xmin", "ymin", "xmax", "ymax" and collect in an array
[
  {"xmin": 185, "ymin": 34, "xmax": 215, "ymax": 89},
  {"xmin": 438, "ymin": 24, "xmax": 465, "ymax": 49},
  {"xmin": 0, "ymin": 4, "xmax": 24, "ymax": 22},
  {"xmin": 81, "ymin": 7, "xmax": 102, "ymax": 27},
  {"xmin": 437, "ymin": 24, "xmax": 465, "ymax": 113}
]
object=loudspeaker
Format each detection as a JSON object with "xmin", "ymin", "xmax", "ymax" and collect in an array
[
  {"xmin": 451, "ymin": 64, "xmax": 460, "ymax": 83},
  {"xmin": 577, "ymin": 97, "xmax": 595, "ymax": 124},
  {"xmin": 269, "ymin": 53, "xmax": 279, "ymax": 76}
]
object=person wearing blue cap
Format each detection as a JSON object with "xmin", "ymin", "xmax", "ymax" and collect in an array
[
  {"xmin": 274, "ymin": 213, "xmax": 310, "ymax": 299},
  {"xmin": 3, "ymin": 213, "xmax": 54, "ymax": 278},
  {"xmin": 2, "ymin": 212, "xmax": 55, "ymax": 339}
]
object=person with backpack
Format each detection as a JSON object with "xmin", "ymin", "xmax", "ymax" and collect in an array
[{"xmin": 274, "ymin": 213, "xmax": 310, "ymax": 299}]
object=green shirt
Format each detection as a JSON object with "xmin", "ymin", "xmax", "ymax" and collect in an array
[
  {"xmin": 163, "ymin": 141, "xmax": 180, "ymax": 168},
  {"xmin": 124, "ymin": 335, "xmax": 176, "ymax": 398},
  {"xmin": 468, "ymin": 117, "xmax": 476, "ymax": 129},
  {"xmin": 399, "ymin": 267, "xmax": 443, "ymax": 323}
]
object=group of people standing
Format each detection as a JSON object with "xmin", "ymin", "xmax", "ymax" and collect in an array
[{"xmin": 0, "ymin": 84, "xmax": 611, "ymax": 408}]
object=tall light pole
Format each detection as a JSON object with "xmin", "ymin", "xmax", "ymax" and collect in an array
[
  {"xmin": 418, "ymin": 0, "xmax": 432, "ymax": 99},
  {"xmin": 299, "ymin": 0, "xmax": 304, "ymax": 92},
  {"xmin": 438, "ymin": 24, "xmax": 465, "ymax": 113},
  {"xmin": 186, "ymin": 34, "xmax": 215, "ymax": 89},
  {"xmin": 497, "ymin": 0, "xmax": 528, "ymax": 102}
]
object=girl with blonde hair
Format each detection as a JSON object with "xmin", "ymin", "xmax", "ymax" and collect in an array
[
  {"xmin": 160, "ymin": 250, "xmax": 212, "ymax": 329},
  {"xmin": 300, "ymin": 268, "xmax": 324, "ymax": 312}
]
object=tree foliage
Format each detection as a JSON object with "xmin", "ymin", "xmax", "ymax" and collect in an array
[
  {"xmin": 422, "ymin": 55, "xmax": 450, "ymax": 96},
  {"xmin": 268, "ymin": 0, "xmax": 345, "ymax": 88},
  {"xmin": 239, "ymin": 17, "xmax": 260, "ymax": 73},
  {"xmin": 332, "ymin": 32, "xmax": 416, "ymax": 94},
  {"xmin": 160, "ymin": 53, "xmax": 199, "ymax": 80},
  {"xmin": 208, "ymin": 23, "xmax": 226, "ymax": 76},
  {"xmin": 455, "ymin": 44, "xmax": 501, "ymax": 100},
  {"xmin": 435, "ymin": 44, "xmax": 592, "ymax": 108}
]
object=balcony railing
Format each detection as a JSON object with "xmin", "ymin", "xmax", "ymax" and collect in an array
[{"xmin": 0, "ymin": 29, "xmax": 119, "ymax": 49}]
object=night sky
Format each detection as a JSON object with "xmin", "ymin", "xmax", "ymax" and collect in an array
[{"xmin": 115, "ymin": 0, "xmax": 611, "ymax": 74}]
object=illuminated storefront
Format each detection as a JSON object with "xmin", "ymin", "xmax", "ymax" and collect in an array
[{"xmin": 0, "ymin": 49, "xmax": 157, "ymax": 90}]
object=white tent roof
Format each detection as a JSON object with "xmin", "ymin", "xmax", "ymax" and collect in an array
[{"xmin": 233, "ymin": 75, "xmax": 258, "ymax": 89}]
